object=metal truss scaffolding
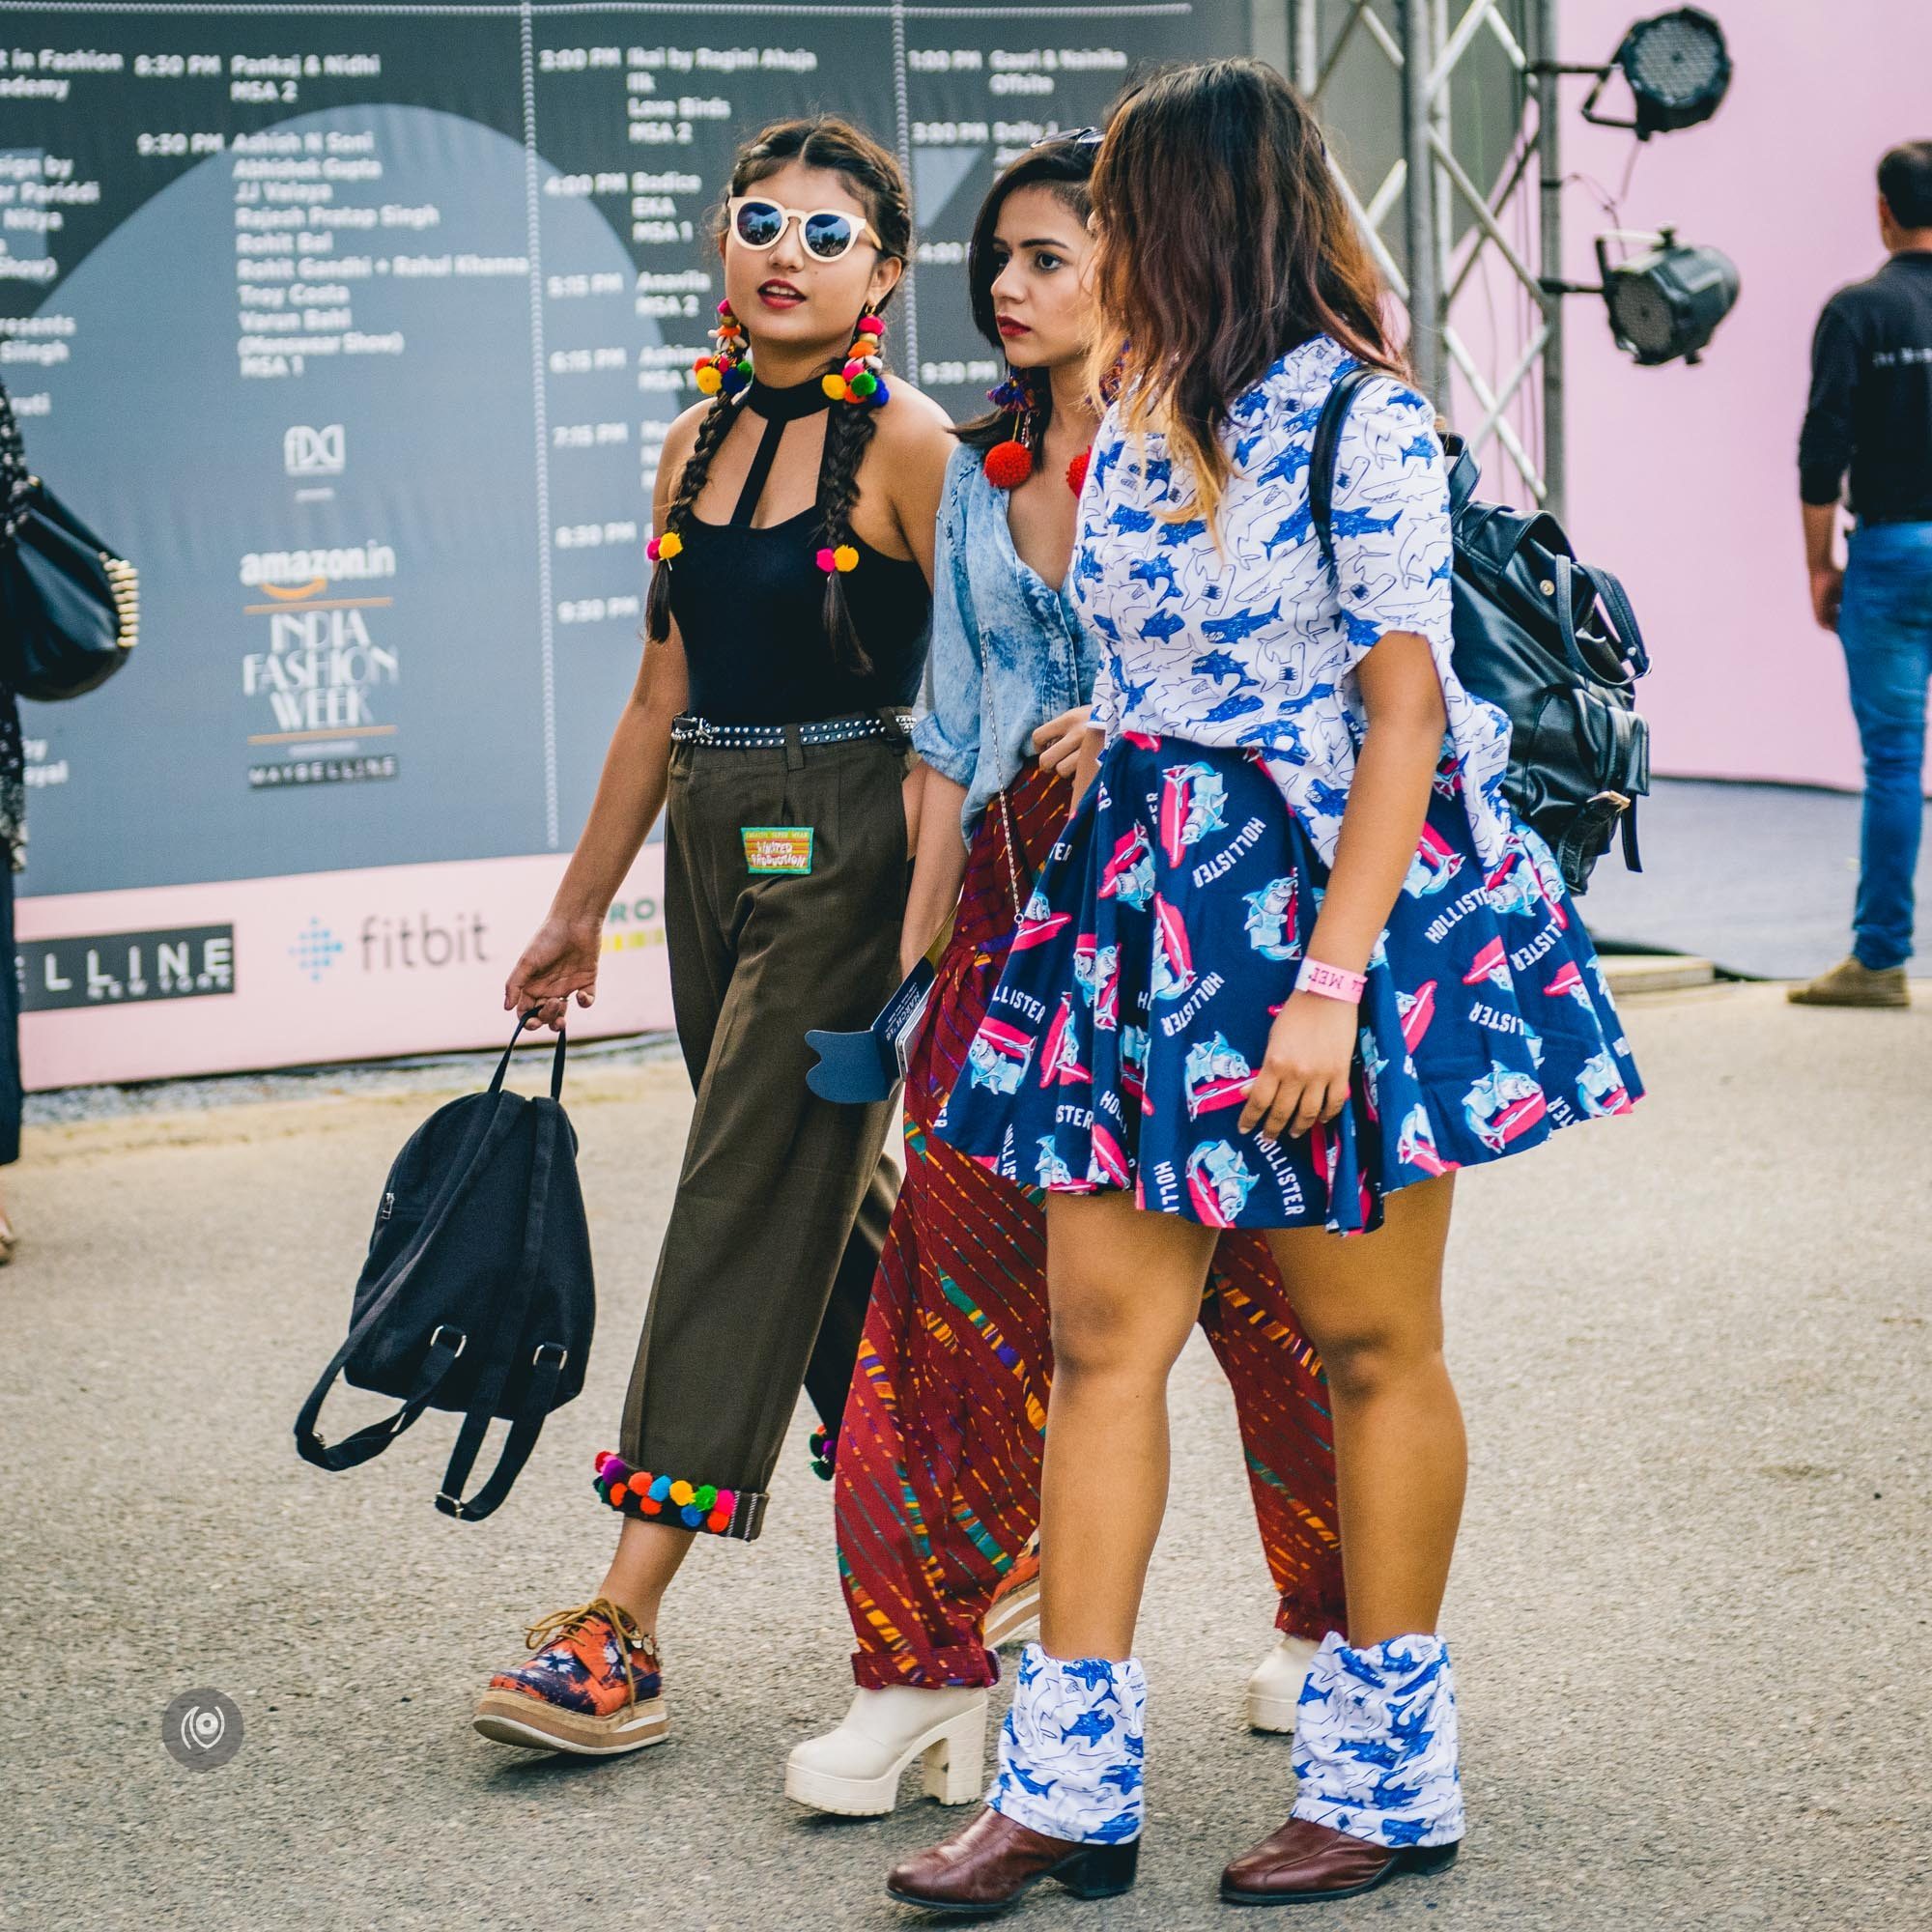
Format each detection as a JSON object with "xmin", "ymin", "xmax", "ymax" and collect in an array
[{"xmin": 1284, "ymin": 0, "xmax": 1568, "ymax": 517}]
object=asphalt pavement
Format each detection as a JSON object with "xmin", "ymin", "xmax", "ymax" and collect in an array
[{"xmin": 1, "ymin": 980, "xmax": 1926, "ymax": 1931}]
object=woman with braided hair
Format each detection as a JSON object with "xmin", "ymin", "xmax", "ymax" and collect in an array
[{"xmin": 474, "ymin": 117, "xmax": 953, "ymax": 1758}]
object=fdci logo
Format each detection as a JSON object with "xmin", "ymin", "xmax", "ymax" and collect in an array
[
  {"xmin": 289, "ymin": 917, "xmax": 344, "ymax": 983},
  {"xmin": 283, "ymin": 423, "xmax": 345, "ymax": 477}
]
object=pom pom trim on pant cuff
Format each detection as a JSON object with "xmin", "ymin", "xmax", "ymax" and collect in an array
[{"xmin": 592, "ymin": 1450, "xmax": 768, "ymax": 1541}]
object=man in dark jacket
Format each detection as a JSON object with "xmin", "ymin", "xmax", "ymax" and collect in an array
[{"xmin": 1793, "ymin": 141, "xmax": 1932, "ymax": 1009}]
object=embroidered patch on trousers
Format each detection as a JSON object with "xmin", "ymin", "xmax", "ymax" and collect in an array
[{"xmin": 742, "ymin": 826, "xmax": 814, "ymax": 874}]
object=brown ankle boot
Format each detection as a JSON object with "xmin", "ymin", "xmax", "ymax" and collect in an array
[
  {"xmin": 1220, "ymin": 1816, "xmax": 1459, "ymax": 1904},
  {"xmin": 886, "ymin": 1806, "xmax": 1139, "ymax": 1914},
  {"xmin": 1787, "ymin": 956, "xmax": 1910, "ymax": 1008}
]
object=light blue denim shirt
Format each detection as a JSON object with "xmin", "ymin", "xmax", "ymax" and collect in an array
[{"xmin": 913, "ymin": 442, "xmax": 1102, "ymax": 840}]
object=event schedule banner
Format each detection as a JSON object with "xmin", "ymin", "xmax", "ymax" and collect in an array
[{"xmin": 0, "ymin": 0, "xmax": 1236, "ymax": 1085}]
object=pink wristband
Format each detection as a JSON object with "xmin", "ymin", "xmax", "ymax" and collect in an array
[{"xmin": 1295, "ymin": 957, "xmax": 1367, "ymax": 1004}]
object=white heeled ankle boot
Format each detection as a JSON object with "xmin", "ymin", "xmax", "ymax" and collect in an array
[
  {"xmin": 785, "ymin": 1685, "xmax": 988, "ymax": 1817},
  {"xmin": 1246, "ymin": 1633, "xmax": 1321, "ymax": 1734}
]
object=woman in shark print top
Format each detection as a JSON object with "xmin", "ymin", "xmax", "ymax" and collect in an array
[
  {"xmin": 1077, "ymin": 343, "xmax": 1513, "ymax": 874},
  {"xmin": 787, "ymin": 133, "xmax": 1348, "ymax": 1828},
  {"xmin": 890, "ymin": 60, "xmax": 1643, "ymax": 1916}
]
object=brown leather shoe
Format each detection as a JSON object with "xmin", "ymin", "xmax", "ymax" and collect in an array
[
  {"xmin": 886, "ymin": 1805, "xmax": 1139, "ymax": 1915},
  {"xmin": 1220, "ymin": 1816, "xmax": 1458, "ymax": 1905},
  {"xmin": 1787, "ymin": 956, "xmax": 1910, "ymax": 1008}
]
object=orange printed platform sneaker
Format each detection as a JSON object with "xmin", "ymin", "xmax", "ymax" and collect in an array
[{"xmin": 471, "ymin": 1597, "xmax": 668, "ymax": 1756}]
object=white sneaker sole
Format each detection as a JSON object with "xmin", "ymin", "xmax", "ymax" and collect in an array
[
  {"xmin": 471, "ymin": 1690, "xmax": 669, "ymax": 1756},
  {"xmin": 784, "ymin": 1700, "xmax": 986, "ymax": 1817}
]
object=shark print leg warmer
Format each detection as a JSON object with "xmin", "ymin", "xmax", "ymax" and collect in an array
[
  {"xmin": 1289, "ymin": 1632, "xmax": 1465, "ymax": 1849},
  {"xmin": 985, "ymin": 1642, "xmax": 1148, "ymax": 1845}
]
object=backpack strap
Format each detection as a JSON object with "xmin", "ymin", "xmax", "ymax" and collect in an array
[
  {"xmin": 435, "ymin": 1100, "xmax": 567, "ymax": 1521},
  {"xmin": 491, "ymin": 1018, "xmax": 567, "ymax": 1099},
  {"xmin": 1308, "ymin": 364, "xmax": 1377, "ymax": 576},
  {"xmin": 1545, "ymin": 554, "xmax": 1597, "ymax": 685},
  {"xmin": 435, "ymin": 1343, "xmax": 570, "ymax": 1523},
  {"xmin": 1577, "ymin": 562, "xmax": 1650, "ymax": 678},
  {"xmin": 295, "ymin": 1325, "xmax": 469, "ymax": 1471}
]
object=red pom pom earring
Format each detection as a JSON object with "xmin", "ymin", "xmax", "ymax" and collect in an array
[{"xmin": 982, "ymin": 370, "xmax": 1036, "ymax": 490}]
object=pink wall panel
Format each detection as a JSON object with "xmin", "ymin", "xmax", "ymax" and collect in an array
[
  {"xmin": 1557, "ymin": 0, "xmax": 1932, "ymax": 790},
  {"xmin": 15, "ymin": 849, "xmax": 671, "ymax": 1091}
]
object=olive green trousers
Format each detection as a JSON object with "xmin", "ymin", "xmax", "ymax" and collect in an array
[{"xmin": 618, "ymin": 726, "xmax": 911, "ymax": 1540}]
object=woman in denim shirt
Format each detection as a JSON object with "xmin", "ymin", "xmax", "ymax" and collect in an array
[{"xmin": 786, "ymin": 135, "xmax": 1348, "ymax": 1822}]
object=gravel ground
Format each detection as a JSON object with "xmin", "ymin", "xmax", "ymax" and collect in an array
[{"xmin": 0, "ymin": 981, "xmax": 1925, "ymax": 1932}]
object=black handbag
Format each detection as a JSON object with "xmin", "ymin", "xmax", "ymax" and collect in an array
[
  {"xmin": 294, "ymin": 1016, "xmax": 596, "ymax": 1521},
  {"xmin": 0, "ymin": 475, "xmax": 139, "ymax": 700},
  {"xmin": 1311, "ymin": 368, "xmax": 1650, "ymax": 892}
]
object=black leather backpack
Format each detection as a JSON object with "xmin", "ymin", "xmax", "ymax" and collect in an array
[
  {"xmin": 1311, "ymin": 367, "xmax": 1650, "ymax": 892},
  {"xmin": 294, "ymin": 1017, "xmax": 595, "ymax": 1521}
]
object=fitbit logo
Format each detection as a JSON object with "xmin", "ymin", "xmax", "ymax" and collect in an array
[{"xmin": 359, "ymin": 912, "xmax": 489, "ymax": 972}]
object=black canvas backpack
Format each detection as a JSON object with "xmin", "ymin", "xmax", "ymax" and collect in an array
[
  {"xmin": 294, "ymin": 1017, "xmax": 595, "ymax": 1521},
  {"xmin": 1311, "ymin": 366, "xmax": 1651, "ymax": 892}
]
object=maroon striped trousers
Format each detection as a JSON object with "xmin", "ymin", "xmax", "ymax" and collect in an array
[{"xmin": 834, "ymin": 761, "xmax": 1346, "ymax": 1687}]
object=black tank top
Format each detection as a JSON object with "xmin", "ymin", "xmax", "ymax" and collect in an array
[{"xmin": 669, "ymin": 377, "xmax": 930, "ymax": 724}]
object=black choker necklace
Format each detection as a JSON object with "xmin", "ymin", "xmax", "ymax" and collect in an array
[{"xmin": 745, "ymin": 375, "xmax": 834, "ymax": 422}]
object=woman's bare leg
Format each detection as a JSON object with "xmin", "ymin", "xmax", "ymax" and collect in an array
[
  {"xmin": 1263, "ymin": 1174, "xmax": 1462, "ymax": 1645},
  {"xmin": 1036, "ymin": 1190, "xmax": 1219, "ymax": 1662},
  {"xmin": 596, "ymin": 1520, "xmax": 695, "ymax": 1634}
]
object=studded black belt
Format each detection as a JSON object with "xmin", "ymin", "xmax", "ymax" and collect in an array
[{"xmin": 669, "ymin": 710, "xmax": 913, "ymax": 749}]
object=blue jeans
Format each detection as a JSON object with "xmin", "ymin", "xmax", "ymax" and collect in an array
[{"xmin": 1838, "ymin": 521, "xmax": 1932, "ymax": 970}]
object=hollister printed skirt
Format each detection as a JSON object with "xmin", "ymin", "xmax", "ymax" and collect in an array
[{"xmin": 932, "ymin": 733, "xmax": 1643, "ymax": 1235}]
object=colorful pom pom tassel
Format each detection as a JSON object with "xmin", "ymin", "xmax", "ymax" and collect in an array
[
  {"xmin": 984, "ymin": 439, "xmax": 1034, "ymax": 490},
  {"xmin": 595, "ymin": 1458, "xmax": 741, "ymax": 1534}
]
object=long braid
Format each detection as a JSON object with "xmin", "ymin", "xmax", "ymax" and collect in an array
[
  {"xmin": 813, "ymin": 296, "xmax": 896, "ymax": 676},
  {"xmin": 644, "ymin": 390, "xmax": 736, "ymax": 642}
]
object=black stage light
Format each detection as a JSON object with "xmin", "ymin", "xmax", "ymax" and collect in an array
[
  {"xmin": 1583, "ymin": 7, "xmax": 1732, "ymax": 140},
  {"xmin": 1595, "ymin": 228, "xmax": 1740, "ymax": 365}
]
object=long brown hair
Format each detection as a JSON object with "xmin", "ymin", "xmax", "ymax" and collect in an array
[
  {"xmin": 954, "ymin": 135, "xmax": 1099, "ymax": 454},
  {"xmin": 1089, "ymin": 59, "xmax": 1404, "ymax": 530},
  {"xmin": 644, "ymin": 116, "xmax": 913, "ymax": 671}
]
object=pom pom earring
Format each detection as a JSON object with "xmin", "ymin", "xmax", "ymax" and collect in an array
[
  {"xmin": 826, "ymin": 310, "xmax": 890, "ymax": 407},
  {"xmin": 691, "ymin": 299, "xmax": 752, "ymax": 399},
  {"xmin": 982, "ymin": 369, "xmax": 1036, "ymax": 490}
]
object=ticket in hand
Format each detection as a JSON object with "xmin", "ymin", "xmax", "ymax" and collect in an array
[{"xmin": 805, "ymin": 958, "xmax": 936, "ymax": 1103}]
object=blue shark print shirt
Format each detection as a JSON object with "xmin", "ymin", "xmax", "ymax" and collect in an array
[
  {"xmin": 914, "ymin": 443, "xmax": 1103, "ymax": 841},
  {"xmin": 1076, "ymin": 332, "xmax": 1513, "ymax": 870}
]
